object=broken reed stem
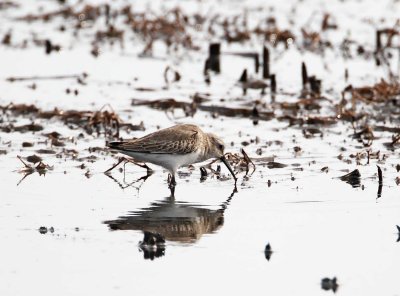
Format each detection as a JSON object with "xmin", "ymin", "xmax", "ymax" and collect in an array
[
  {"xmin": 270, "ymin": 74, "xmax": 276, "ymax": 93},
  {"xmin": 6, "ymin": 74, "xmax": 82, "ymax": 82},
  {"xmin": 254, "ymin": 54, "xmax": 260, "ymax": 73},
  {"xmin": 375, "ymin": 30, "xmax": 382, "ymax": 66},
  {"xmin": 241, "ymin": 148, "xmax": 256, "ymax": 175},
  {"xmin": 208, "ymin": 43, "xmax": 221, "ymax": 73},
  {"xmin": 263, "ymin": 46, "xmax": 270, "ymax": 79},
  {"xmin": 239, "ymin": 69, "xmax": 247, "ymax": 82},
  {"xmin": 17, "ymin": 155, "xmax": 30, "ymax": 168},
  {"xmin": 376, "ymin": 30, "xmax": 382, "ymax": 52},
  {"xmin": 309, "ymin": 76, "xmax": 321, "ymax": 94},
  {"xmin": 377, "ymin": 165, "xmax": 383, "ymax": 199},
  {"xmin": 377, "ymin": 165, "xmax": 383, "ymax": 185},
  {"xmin": 199, "ymin": 166, "xmax": 208, "ymax": 181},
  {"xmin": 301, "ymin": 62, "xmax": 308, "ymax": 88}
]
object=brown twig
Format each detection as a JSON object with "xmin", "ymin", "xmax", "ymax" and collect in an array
[
  {"xmin": 7, "ymin": 74, "xmax": 83, "ymax": 82},
  {"xmin": 377, "ymin": 165, "xmax": 383, "ymax": 199},
  {"xmin": 241, "ymin": 148, "xmax": 256, "ymax": 175}
]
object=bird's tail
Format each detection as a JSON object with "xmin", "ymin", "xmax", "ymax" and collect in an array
[{"xmin": 107, "ymin": 141, "xmax": 123, "ymax": 149}]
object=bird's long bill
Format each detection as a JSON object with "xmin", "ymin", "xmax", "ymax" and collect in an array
[{"xmin": 220, "ymin": 155, "xmax": 237, "ymax": 181}]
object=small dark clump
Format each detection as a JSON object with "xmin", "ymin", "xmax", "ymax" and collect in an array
[
  {"xmin": 26, "ymin": 154, "xmax": 42, "ymax": 164},
  {"xmin": 264, "ymin": 243, "xmax": 273, "ymax": 260},
  {"xmin": 339, "ymin": 169, "xmax": 361, "ymax": 188},
  {"xmin": 39, "ymin": 226, "xmax": 48, "ymax": 234},
  {"xmin": 321, "ymin": 277, "xmax": 338, "ymax": 292}
]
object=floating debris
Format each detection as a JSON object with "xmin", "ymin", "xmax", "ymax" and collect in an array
[
  {"xmin": 38, "ymin": 226, "xmax": 48, "ymax": 234},
  {"xmin": 200, "ymin": 166, "xmax": 208, "ymax": 182},
  {"xmin": 254, "ymin": 27, "xmax": 295, "ymax": 48},
  {"xmin": 205, "ymin": 43, "xmax": 221, "ymax": 73},
  {"xmin": 26, "ymin": 154, "xmax": 42, "ymax": 164},
  {"xmin": 241, "ymin": 149, "xmax": 256, "ymax": 176},
  {"xmin": 267, "ymin": 162, "xmax": 287, "ymax": 169},
  {"xmin": 263, "ymin": 46, "xmax": 270, "ymax": 79},
  {"xmin": 2, "ymin": 123, "xmax": 44, "ymax": 133},
  {"xmin": 238, "ymin": 69, "xmax": 268, "ymax": 95},
  {"xmin": 36, "ymin": 149, "xmax": 56, "ymax": 154},
  {"xmin": 22, "ymin": 142, "xmax": 34, "ymax": 147},
  {"xmin": 264, "ymin": 243, "xmax": 273, "ymax": 261},
  {"xmin": 17, "ymin": 155, "xmax": 53, "ymax": 185},
  {"xmin": 339, "ymin": 169, "xmax": 361, "ymax": 188},
  {"xmin": 293, "ymin": 146, "xmax": 302, "ymax": 153},
  {"xmin": 131, "ymin": 98, "xmax": 274, "ymax": 121},
  {"xmin": 95, "ymin": 25, "xmax": 124, "ymax": 46},
  {"xmin": 321, "ymin": 14, "xmax": 338, "ymax": 31},
  {"xmin": 6, "ymin": 74, "xmax": 84, "ymax": 83},
  {"xmin": 0, "ymin": 103, "xmax": 143, "ymax": 138},
  {"xmin": 270, "ymin": 74, "xmax": 276, "ymax": 93},
  {"xmin": 344, "ymin": 80, "xmax": 400, "ymax": 104},
  {"xmin": 164, "ymin": 66, "xmax": 181, "ymax": 85},
  {"xmin": 377, "ymin": 165, "xmax": 383, "ymax": 199},
  {"xmin": 44, "ymin": 39, "xmax": 61, "ymax": 54},
  {"xmin": 321, "ymin": 277, "xmax": 338, "ymax": 292},
  {"xmin": 301, "ymin": 62, "xmax": 308, "ymax": 88}
]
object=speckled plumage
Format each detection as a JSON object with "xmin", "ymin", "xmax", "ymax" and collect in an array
[
  {"xmin": 107, "ymin": 124, "xmax": 235, "ymax": 186},
  {"xmin": 111, "ymin": 124, "xmax": 203, "ymax": 155}
]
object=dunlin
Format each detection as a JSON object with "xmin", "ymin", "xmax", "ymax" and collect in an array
[{"xmin": 107, "ymin": 124, "xmax": 236, "ymax": 187}]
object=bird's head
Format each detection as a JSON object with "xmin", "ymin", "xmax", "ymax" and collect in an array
[
  {"xmin": 207, "ymin": 133, "xmax": 226, "ymax": 158},
  {"xmin": 207, "ymin": 133, "xmax": 237, "ymax": 181}
]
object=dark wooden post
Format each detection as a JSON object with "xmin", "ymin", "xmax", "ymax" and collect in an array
[{"xmin": 263, "ymin": 46, "xmax": 270, "ymax": 79}]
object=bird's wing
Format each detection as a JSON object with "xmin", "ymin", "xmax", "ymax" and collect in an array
[{"xmin": 113, "ymin": 124, "xmax": 201, "ymax": 154}]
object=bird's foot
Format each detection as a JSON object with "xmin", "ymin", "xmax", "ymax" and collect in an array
[
  {"xmin": 167, "ymin": 174, "xmax": 176, "ymax": 197},
  {"xmin": 167, "ymin": 174, "xmax": 177, "ymax": 188}
]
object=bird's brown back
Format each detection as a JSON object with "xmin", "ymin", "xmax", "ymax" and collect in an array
[{"xmin": 110, "ymin": 124, "xmax": 204, "ymax": 154}]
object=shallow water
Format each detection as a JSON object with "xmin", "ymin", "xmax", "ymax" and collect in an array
[{"xmin": 1, "ymin": 0, "xmax": 400, "ymax": 295}]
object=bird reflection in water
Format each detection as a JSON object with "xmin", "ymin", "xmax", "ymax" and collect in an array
[
  {"xmin": 104, "ymin": 189, "xmax": 235, "ymax": 260},
  {"xmin": 139, "ymin": 232, "xmax": 166, "ymax": 260}
]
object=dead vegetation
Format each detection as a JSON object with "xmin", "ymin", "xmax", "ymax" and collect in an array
[
  {"xmin": 339, "ymin": 169, "xmax": 361, "ymax": 188},
  {"xmin": 17, "ymin": 155, "xmax": 53, "ymax": 185},
  {"xmin": 2, "ymin": 1, "xmax": 400, "ymax": 193},
  {"xmin": 201, "ymin": 149, "xmax": 256, "ymax": 181},
  {"xmin": 0, "ymin": 103, "xmax": 144, "ymax": 138},
  {"xmin": 344, "ymin": 80, "xmax": 400, "ymax": 104}
]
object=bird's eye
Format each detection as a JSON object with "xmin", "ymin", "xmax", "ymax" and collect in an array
[{"xmin": 219, "ymin": 144, "xmax": 224, "ymax": 150}]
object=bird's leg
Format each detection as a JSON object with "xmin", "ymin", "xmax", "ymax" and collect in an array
[
  {"xmin": 124, "ymin": 159, "xmax": 153, "ymax": 174},
  {"xmin": 168, "ymin": 173, "xmax": 177, "ymax": 188},
  {"xmin": 169, "ymin": 185, "xmax": 175, "ymax": 197},
  {"xmin": 167, "ymin": 173, "xmax": 176, "ymax": 197},
  {"xmin": 104, "ymin": 157, "xmax": 126, "ymax": 173},
  {"xmin": 171, "ymin": 174, "xmax": 176, "ymax": 186}
]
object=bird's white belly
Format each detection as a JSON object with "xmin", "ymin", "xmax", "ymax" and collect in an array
[{"xmin": 121, "ymin": 151, "xmax": 203, "ymax": 173}]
